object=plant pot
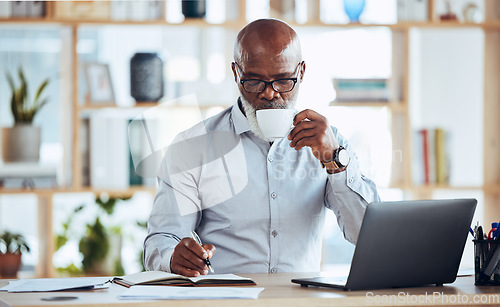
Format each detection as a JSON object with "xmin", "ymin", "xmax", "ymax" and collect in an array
[
  {"xmin": 1, "ymin": 124, "xmax": 41, "ymax": 162},
  {"xmin": 0, "ymin": 253, "xmax": 22, "ymax": 278}
]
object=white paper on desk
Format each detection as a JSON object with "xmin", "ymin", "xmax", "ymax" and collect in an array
[
  {"xmin": 0, "ymin": 277, "xmax": 110, "ymax": 292},
  {"xmin": 118, "ymin": 286, "xmax": 264, "ymax": 300}
]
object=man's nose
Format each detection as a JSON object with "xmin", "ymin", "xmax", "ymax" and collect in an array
[{"xmin": 258, "ymin": 83, "xmax": 280, "ymax": 101}]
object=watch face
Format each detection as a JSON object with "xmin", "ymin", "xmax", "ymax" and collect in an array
[{"xmin": 338, "ymin": 149, "xmax": 350, "ymax": 166}]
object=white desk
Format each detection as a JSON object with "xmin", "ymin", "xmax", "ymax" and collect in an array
[{"xmin": 1, "ymin": 273, "xmax": 499, "ymax": 307}]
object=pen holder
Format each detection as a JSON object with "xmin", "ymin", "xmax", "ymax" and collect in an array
[{"xmin": 474, "ymin": 240, "xmax": 500, "ymax": 285}]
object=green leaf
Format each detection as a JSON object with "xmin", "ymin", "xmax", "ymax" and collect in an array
[
  {"xmin": 19, "ymin": 72, "xmax": 28, "ymax": 109},
  {"xmin": 0, "ymin": 231, "xmax": 30, "ymax": 254},
  {"xmin": 10, "ymin": 93, "xmax": 19, "ymax": 122},
  {"xmin": 18, "ymin": 67, "xmax": 26, "ymax": 85},
  {"xmin": 5, "ymin": 68, "xmax": 50, "ymax": 124},
  {"xmin": 74, "ymin": 204, "xmax": 85, "ymax": 213},
  {"xmin": 96, "ymin": 197, "xmax": 117, "ymax": 215},
  {"xmin": 22, "ymin": 109, "xmax": 32, "ymax": 123},
  {"xmin": 55, "ymin": 235, "xmax": 68, "ymax": 251},
  {"xmin": 6, "ymin": 72, "xmax": 15, "ymax": 92},
  {"xmin": 33, "ymin": 78, "xmax": 49, "ymax": 105},
  {"xmin": 56, "ymin": 263, "xmax": 83, "ymax": 277},
  {"xmin": 136, "ymin": 221, "xmax": 147, "ymax": 228},
  {"xmin": 14, "ymin": 88, "xmax": 24, "ymax": 122}
]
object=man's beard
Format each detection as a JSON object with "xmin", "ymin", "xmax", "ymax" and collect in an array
[{"xmin": 240, "ymin": 97, "xmax": 296, "ymax": 142}]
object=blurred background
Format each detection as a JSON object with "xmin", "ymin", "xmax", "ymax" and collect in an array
[{"xmin": 0, "ymin": 0, "xmax": 498, "ymax": 278}]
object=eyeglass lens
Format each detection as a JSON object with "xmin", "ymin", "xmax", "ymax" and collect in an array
[{"xmin": 243, "ymin": 79, "xmax": 296, "ymax": 93}]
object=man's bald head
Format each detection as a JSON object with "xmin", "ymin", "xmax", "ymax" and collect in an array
[{"xmin": 234, "ymin": 19, "xmax": 302, "ymax": 69}]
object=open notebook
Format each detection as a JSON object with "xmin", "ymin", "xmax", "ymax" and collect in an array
[{"xmin": 113, "ymin": 271, "xmax": 256, "ymax": 287}]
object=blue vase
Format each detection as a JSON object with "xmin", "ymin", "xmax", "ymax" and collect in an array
[
  {"xmin": 343, "ymin": 0, "xmax": 366, "ymax": 23},
  {"xmin": 130, "ymin": 53, "xmax": 164, "ymax": 103}
]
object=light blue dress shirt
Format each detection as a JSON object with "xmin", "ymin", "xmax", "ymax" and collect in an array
[{"xmin": 144, "ymin": 101, "xmax": 380, "ymax": 274}]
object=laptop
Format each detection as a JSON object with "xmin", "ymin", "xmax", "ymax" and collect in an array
[{"xmin": 291, "ymin": 198, "xmax": 477, "ymax": 291}]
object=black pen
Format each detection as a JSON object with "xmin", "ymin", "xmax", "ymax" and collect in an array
[
  {"xmin": 477, "ymin": 226, "xmax": 484, "ymax": 241},
  {"xmin": 190, "ymin": 230, "xmax": 214, "ymax": 273}
]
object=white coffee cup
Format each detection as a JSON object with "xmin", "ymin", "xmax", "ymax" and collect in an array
[{"xmin": 256, "ymin": 109, "xmax": 295, "ymax": 141}]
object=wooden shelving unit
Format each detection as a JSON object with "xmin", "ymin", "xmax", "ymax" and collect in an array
[{"xmin": 0, "ymin": 0, "xmax": 499, "ymax": 278}]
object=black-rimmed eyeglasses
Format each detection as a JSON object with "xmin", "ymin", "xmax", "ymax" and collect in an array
[{"xmin": 234, "ymin": 62, "xmax": 303, "ymax": 94}]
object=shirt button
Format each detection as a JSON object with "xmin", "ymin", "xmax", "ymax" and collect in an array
[
  {"xmin": 272, "ymin": 230, "xmax": 278, "ymax": 237},
  {"xmin": 268, "ymin": 156, "xmax": 273, "ymax": 162},
  {"xmin": 270, "ymin": 267, "xmax": 277, "ymax": 273},
  {"xmin": 349, "ymin": 177, "xmax": 354, "ymax": 184},
  {"xmin": 271, "ymin": 192, "xmax": 277, "ymax": 199}
]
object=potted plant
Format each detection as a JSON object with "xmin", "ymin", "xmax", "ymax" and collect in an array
[
  {"xmin": 0, "ymin": 231, "xmax": 30, "ymax": 278},
  {"xmin": 2, "ymin": 68, "xmax": 49, "ymax": 162},
  {"xmin": 55, "ymin": 194, "xmax": 130, "ymax": 276}
]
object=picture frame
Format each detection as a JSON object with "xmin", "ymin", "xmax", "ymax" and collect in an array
[{"xmin": 83, "ymin": 62, "xmax": 115, "ymax": 105}]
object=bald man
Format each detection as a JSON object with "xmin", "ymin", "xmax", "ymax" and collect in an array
[{"xmin": 144, "ymin": 19, "xmax": 380, "ymax": 276}]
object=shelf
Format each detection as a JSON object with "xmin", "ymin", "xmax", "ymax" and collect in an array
[
  {"xmin": 483, "ymin": 185, "xmax": 500, "ymax": 195},
  {"xmin": 77, "ymin": 103, "xmax": 229, "ymax": 119},
  {"xmin": 482, "ymin": 21, "xmax": 500, "ymax": 30},
  {"xmin": 329, "ymin": 101, "xmax": 407, "ymax": 112},
  {"xmin": 0, "ymin": 185, "xmax": 157, "ymax": 197},
  {"xmin": 78, "ymin": 103, "xmax": 227, "ymax": 111},
  {"xmin": 2, "ymin": 18, "xmax": 500, "ymax": 30},
  {"xmin": 76, "ymin": 186, "xmax": 157, "ymax": 197},
  {"xmin": 0, "ymin": 17, "xmax": 244, "ymax": 28},
  {"xmin": 391, "ymin": 21, "xmax": 500, "ymax": 30}
]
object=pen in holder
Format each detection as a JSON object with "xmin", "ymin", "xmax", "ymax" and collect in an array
[{"xmin": 474, "ymin": 239, "xmax": 500, "ymax": 285}]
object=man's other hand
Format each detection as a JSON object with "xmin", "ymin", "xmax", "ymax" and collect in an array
[{"xmin": 170, "ymin": 237, "xmax": 216, "ymax": 277}]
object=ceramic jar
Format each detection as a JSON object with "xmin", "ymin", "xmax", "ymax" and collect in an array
[{"xmin": 130, "ymin": 52, "xmax": 164, "ymax": 102}]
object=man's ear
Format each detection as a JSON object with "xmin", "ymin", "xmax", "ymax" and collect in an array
[
  {"xmin": 299, "ymin": 61, "xmax": 306, "ymax": 83},
  {"xmin": 231, "ymin": 62, "xmax": 238, "ymax": 83}
]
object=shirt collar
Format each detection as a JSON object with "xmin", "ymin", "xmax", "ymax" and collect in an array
[{"xmin": 232, "ymin": 97, "xmax": 252, "ymax": 135}]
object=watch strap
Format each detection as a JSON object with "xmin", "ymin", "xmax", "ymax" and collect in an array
[{"xmin": 320, "ymin": 146, "xmax": 347, "ymax": 173}]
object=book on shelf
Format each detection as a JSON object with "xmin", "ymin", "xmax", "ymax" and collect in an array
[
  {"xmin": 27, "ymin": 1, "xmax": 46, "ymax": 18},
  {"xmin": 111, "ymin": 0, "xmax": 164, "ymax": 21},
  {"xmin": 413, "ymin": 128, "xmax": 450, "ymax": 186},
  {"xmin": 147, "ymin": 0, "xmax": 164, "ymax": 20},
  {"xmin": 113, "ymin": 271, "xmax": 257, "ymax": 288},
  {"xmin": 128, "ymin": 119, "xmax": 143, "ymax": 186},
  {"xmin": 397, "ymin": 0, "xmax": 428, "ymax": 22},
  {"xmin": 129, "ymin": 0, "xmax": 149, "ymax": 21},
  {"xmin": 90, "ymin": 113, "xmax": 129, "ymax": 189},
  {"xmin": 110, "ymin": 0, "xmax": 128, "ymax": 21},
  {"xmin": 10, "ymin": 1, "xmax": 27, "ymax": 17},
  {"xmin": 87, "ymin": 115, "xmax": 157, "ymax": 189},
  {"xmin": 332, "ymin": 78, "xmax": 389, "ymax": 102},
  {"xmin": 0, "ymin": 1, "xmax": 12, "ymax": 18},
  {"xmin": 434, "ymin": 128, "xmax": 448, "ymax": 184},
  {"xmin": 53, "ymin": 1, "xmax": 111, "ymax": 20},
  {"xmin": 81, "ymin": 118, "xmax": 91, "ymax": 187},
  {"xmin": 9, "ymin": 1, "xmax": 45, "ymax": 18}
]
